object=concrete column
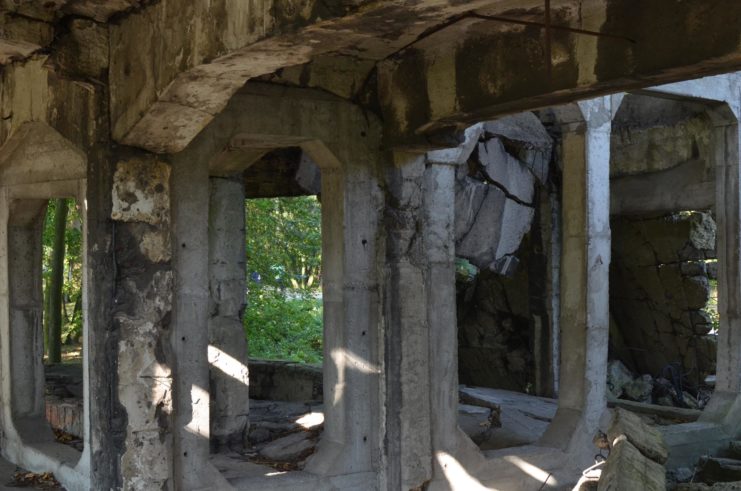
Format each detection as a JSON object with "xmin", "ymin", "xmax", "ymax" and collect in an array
[
  {"xmin": 712, "ymin": 115, "xmax": 741, "ymax": 395},
  {"xmin": 8, "ymin": 204, "xmax": 46, "ymax": 421},
  {"xmin": 383, "ymin": 152, "xmax": 434, "ymax": 490},
  {"xmin": 383, "ymin": 145, "xmax": 484, "ymax": 490},
  {"xmin": 208, "ymin": 177, "xmax": 249, "ymax": 452},
  {"xmin": 170, "ymin": 154, "xmax": 230, "ymax": 489},
  {"xmin": 304, "ymin": 145, "xmax": 381, "ymax": 477},
  {"xmin": 542, "ymin": 96, "xmax": 621, "ymax": 450}
]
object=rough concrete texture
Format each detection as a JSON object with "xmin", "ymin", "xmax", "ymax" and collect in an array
[
  {"xmin": 0, "ymin": 3, "xmax": 741, "ymax": 488},
  {"xmin": 607, "ymin": 408, "xmax": 668, "ymax": 465},
  {"xmin": 208, "ymin": 177, "xmax": 250, "ymax": 452},
  {"xmin": 597, "ymin": 435, "xmax": 666, "ymax": 491},
  {"xmin": 610, "ymin": 212, "xmax": 717, "ymax": 386},
  {"xmin": 112, "ymin": 161, "xmax": 174, "ymax": 490},
  {"xmin": 457, "ymin": 234, "xmax": 549, "ymax": 392},
  {"xmin": 455, "ymin": 113, "xmax": 552, "ymax": 272}
]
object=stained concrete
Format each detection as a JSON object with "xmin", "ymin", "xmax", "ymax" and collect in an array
[{"xmin": 0, "ymin": 4, "xmax": 740, "ymax": 489}]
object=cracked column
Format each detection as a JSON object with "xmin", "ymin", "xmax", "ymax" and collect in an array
[
  {"xmin": 383, "ymin": 152, "xmax": 434, "ymax": 490},
  {"xmin": 208, "ymin": 176, "xmax": 249, "ymax": 452},
  {"xmin": 383, "ymin": 132, "xmax": 483, "ymax": 490},
  {"xmin": 542, "ymin": 96, "xmax": 622, "ymax": 453}
]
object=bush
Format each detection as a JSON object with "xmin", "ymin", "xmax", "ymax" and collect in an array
[
  {"xmin": 244, "ymin": 288, "xmax": 323, "ymax": 363},
  {"xmin": 244, "ymin": 195, "xmax": 324, "ymax": 363}
]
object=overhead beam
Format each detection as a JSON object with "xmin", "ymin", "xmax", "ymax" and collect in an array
[{"xmin": 377, "ymin": 0, "xmax": 741, "ymax": 147}]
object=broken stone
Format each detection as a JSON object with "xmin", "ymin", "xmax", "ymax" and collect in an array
[
  {"xmin": 597, "ymin": 435, "xmax": 666, "ymax": 491},
  {"xmin": 607, "ymin": 408, "xmax": 668, "ymax": 465},
  {"xmin": 671, "ymin": 466, "xmax": 695, "ymax": 483},
  {"xmin": 482, "ymin": 113, "xmax": 553, "ymax": 184},
  {"xmin": 607, "ymin": 360, "xmax": 634, "ymax": 399},
  {"xmin": 681, "ymin": 261, "xmax": 707, "ymax": 276},
  {"xmin": 248, "ymin": 427, "xmax": 271, "ymax": 445},
  {"xmin": 258, "ymin": 431, "xmax": 315, "ymax": 462},
  {"xmin": 697, "ymin": 457, "xmax": 741, "ymax": 484},
  {"xmin": 623, "ymin": 375, "xmax": 653, "ymax": 404}
]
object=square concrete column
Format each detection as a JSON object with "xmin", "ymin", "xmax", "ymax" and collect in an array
[
  {"xmin": 303, "ymin": 139, "xmax": 381, "ymax": 479},
  {"xmin": 170, "ymin": 153, "xmax": 231, "ymax": 490},
  {"xmin": 208, "ymin": 177, "xmax": 249, "ymax": 452},
  {"xmin": 382, "ymin": 152, "xmax": 434, "ymax": 491},
  {"xmin": 710, "ymin": 112, "xmax": 741, "ymax": 397},
  {"xmin": 542, "ymin": 96, "xmax": 622, "ymax": 451},
  {"xmin": 383, "ymin": 144, "xmax": 484, "ymax": 490}
]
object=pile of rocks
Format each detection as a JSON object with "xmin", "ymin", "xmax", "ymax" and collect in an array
[{"xmin": 607, "ymin": 360, "xmax": 711, "ymax": 410}]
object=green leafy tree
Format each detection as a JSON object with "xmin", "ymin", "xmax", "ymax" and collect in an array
[
  {"xmin": 245, "ymin": 196, "xmax": 323, "ymax": 362},
  {"xmin": 43, "ymin": 198, "xmax": 83, "ymax": 362}
]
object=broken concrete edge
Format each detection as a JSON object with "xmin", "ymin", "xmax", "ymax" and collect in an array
[{"xmin": 607, "ymin": 408, "xmax": 669, "ymax": 465}]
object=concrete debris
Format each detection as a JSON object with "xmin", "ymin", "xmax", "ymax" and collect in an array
[
  {"xmin": 597, "ymin": 435, "xmax": 666, "ymax": 491},
  {"xmin": 607, "ymin": 408, "xmax": 668, "ymax": 465},
  {"xmin": 607, "ymin": 360, "xmax": 635, "ymax": 400},
  {"xmin": 258, "ymin": 431, "xmax": 316, "ymax": 462}
]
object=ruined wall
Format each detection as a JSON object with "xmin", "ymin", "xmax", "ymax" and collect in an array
[
  {"xmin": 454, "ymin": 114, "xmax": 555, "ymax": 394},
  {"xmin": 609, "ymin": 212, "xmax": 717, "ymax": 389}
]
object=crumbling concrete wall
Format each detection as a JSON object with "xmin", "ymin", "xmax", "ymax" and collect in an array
[
  {"xmin": 453, "ymin": 114, "xmax": 556, "ymax": 394},
  {"xmin": 610, "ymin": 212, "xmax": 717, "ymax": 388}
]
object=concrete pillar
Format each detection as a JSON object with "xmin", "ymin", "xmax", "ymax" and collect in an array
[
  {"xmin": 541, "ymin": 96, "xmax": 621, "ymax": 451},
  {"xmin": 711, "ymin": 113, "xmax": 741, "ymax": 395},
  {"xmin": 383, "ymin": 152, "xmax": 434, "ymax": 490},
  {"xmin": 208, "ymin": 177, "xmax": 249, "ymax": 452},
  {"xmin": 170, "ymin": 154, "xmax": 230, "ymax": 489},
  {"xmin": 304, "ymin": 143, "xmax": 380, "ymax": 477},
  {"xmin": 383, "ymin": 141, "xmax": 484, "ymax": 490},
  {"xmin": 7, "ymin": 203, "xmax": 46, "ymax": 421}
]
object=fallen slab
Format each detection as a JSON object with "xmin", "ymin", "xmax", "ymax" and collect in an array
[
  {"xmin": 607, "ymin": 408, "xmax": 669, "ymax": 465},
  {"xmin": 597, "ymin": 435, "xmax": 666, "ymax": 491},
  {"xmin": 607, "ymin": 397, "xmax": 702, "ymax": 423}
]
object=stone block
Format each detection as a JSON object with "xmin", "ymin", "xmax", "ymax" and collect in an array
[
  {"xmin": 597, "ymin": 435, "xmax": 666, "ymax": 491},
  {"xmin": 607, "ymin": 408, "xmax": 668, "ymax": 465}
]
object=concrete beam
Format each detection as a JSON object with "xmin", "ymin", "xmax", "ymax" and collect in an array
[{"xmin": 377, "ymin": 1, "xmax": 741, "ymax": 146}]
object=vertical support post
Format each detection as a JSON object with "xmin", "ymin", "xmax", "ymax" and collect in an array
[
  {"xmin": 8, "ymin": 204, "xmax": 46, "ymax": 420},
  {"xmin": 304, "ymin": 136, "xmax": 381, "ymax": 477},
  {"xmin": 208, "ymin": 177, "xmax": 249, "ymax": 452},
  {"xmin": 712, "ymin": 115, "xmax": 741, "ymax": 395},
  {"xmin": 170, "ymin": 154, "xmax": 230, "ymax": 489},
  {"xmin": 542, "ymin": 96, "xmax": 620, "ymax": 448},
  {"xmin": 382, "ymin": 152, "xmax": 433, "ymax": 490},
  {"xmin": 425, "ymin": 159, "xmax": 459, "ymax": 456}
]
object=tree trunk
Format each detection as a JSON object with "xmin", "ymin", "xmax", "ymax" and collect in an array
[{"xmin": 48, "ymin": 198, "xmax": 68, "ymax": 363}]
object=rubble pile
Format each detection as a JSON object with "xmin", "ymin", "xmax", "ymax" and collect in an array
[{"xmin": 607, "ymin": 360, "xmax": 712, "ymax": 410}]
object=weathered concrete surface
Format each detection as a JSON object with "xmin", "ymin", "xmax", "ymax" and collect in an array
[
  {"xmin": 378, "ymin": 1, "xmax": 741, "ymax": 146},
  {"xmin": 98, "ymin": 0, "xmax": 741, "ymax": 153},
  {"xmin": 114, "ymin": 0, "xmax": 522, "ymax": 152},
  {"xmin": 607, "ymin": 408, "xmax": 668, "ymax": 465},
  {"xmin": 208, "ymin": 177, "xmax": 249, "ymax": 452},
  {"xmin": 597, "ymin": 435, "xmax": 666, "ymax": 491},
  {"xmin": 111, "ymin": 158, "xmax": 174, "ymax": 491},
  {"xmin": 610, "ymin": 212, "xmax": 717, "ymax": 387}
]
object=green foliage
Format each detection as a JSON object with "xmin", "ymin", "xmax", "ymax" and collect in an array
[
  {"xmin": 245, "ymin": 196, "xmax": 323, "ymax": 362},
  {"xmin": 42, "ymin": 199, "xmax": 84, "ymax": 347},
  {"xmin": 245, "ymin": 289, "xmax": 323, "ymax": 363}
]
